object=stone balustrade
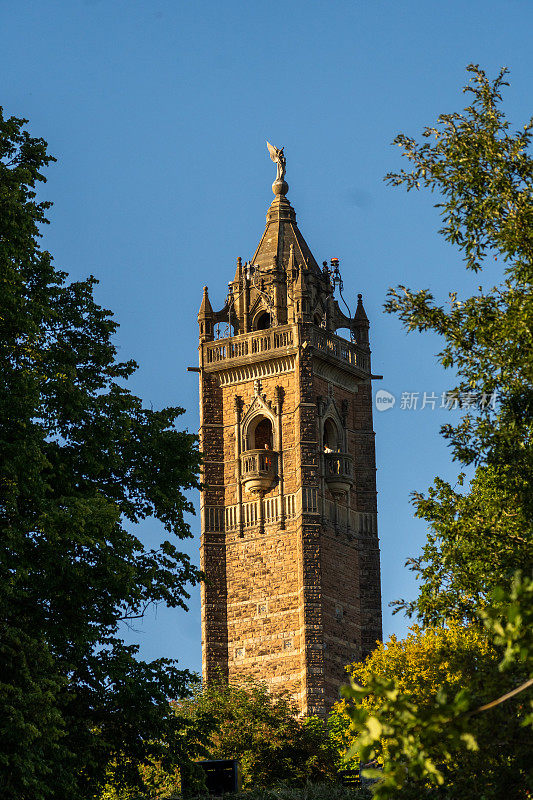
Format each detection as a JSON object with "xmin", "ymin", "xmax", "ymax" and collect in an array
[
  {"xmin": 309, "ymin": 327, "xmax": 369, "ymax": 372},
  {"xmin": 204, "ymin": 325, "xmax": 294, "ymax": 366},
  {"xmin": 324, "ymin": 451, "xmax": 354, "ymax": 494},
  {"xmin": 203, "ymin": 324, "xmax": 369, "ymax": 373},
  {"xmin": 240, "ymin": 449, "xmax": 278, "ymax": 494}
]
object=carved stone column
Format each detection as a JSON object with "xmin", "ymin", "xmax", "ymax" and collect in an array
[
  {"xmin": 316, "ymin": 394, "xmax": 327, "ymax": 524},
  {"xmin": 275, "ymin": 385, "xmax": 285, "ymax": 529},
  {"xmin": 234, "ymin": 396, "xmax": 244, "ymax": 537},
  {"xmin": 242, "ymin": 259, "xmax": 250, "ymax": 334}
]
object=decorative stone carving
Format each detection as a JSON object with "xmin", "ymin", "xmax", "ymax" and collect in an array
[
  {"xmin": 266, "ymin": 141, "xmax": 286, "ymax": 181},
  {"xmin": 241, "ymin": 449, "xmax": 278, "ymax": 495},
  {"xmin": 217, "ymin": 355, "xmax": 295, "ymax": 387}
]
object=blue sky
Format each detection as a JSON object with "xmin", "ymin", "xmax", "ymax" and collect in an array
[{"xmin": 2, "ymin": 0, "xmax": 531, "ymax": 677}]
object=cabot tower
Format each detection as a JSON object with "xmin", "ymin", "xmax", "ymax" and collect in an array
[{"xmin": 197, "ymin": 146, "xmax": 382, "ymax": 715}]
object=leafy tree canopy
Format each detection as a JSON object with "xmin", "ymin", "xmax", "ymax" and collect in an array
[
  {"xmin": 332, "ymin": 622, "xmax": 497, "ymax": 730},
  {"xmin": 340, "ymin": 65, "xmax": 533, "ymax": 798},
  {"xmin": 0, "ymin": 109, "xmax": 203, "ymax": 799},
  {"xmin": 329, "ymin": 623, "xmax": 530, "ymax": 797},
  {"xmin": 384, "ymin": 64, "xmax": 533, "ymax": 623},
  {"xmin": 178, "ymin": 679, "xmax": 339, "ymax": 789}
]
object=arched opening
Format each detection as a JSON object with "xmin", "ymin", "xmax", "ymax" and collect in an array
[
  {"xmin": 214, "ymin": 321, "xmax": 239, "ymax": 338},
  {"xmin": 335, "ymin": 326, "xmax": 351, "ymax": 341},
  {"xmin": 255, "ymin": 311, "xmax": 271, "ymax": 330},
  {"xmin": 314, "ymin": 313, "xmax": 322, "ymax": 327},
  {"xmin": 251, "ymin": 416, "xmax": 273, "ymax": 450},
  {"xmin": 323, "ymin": 418, "xmax": 339, "ymax": 452}
]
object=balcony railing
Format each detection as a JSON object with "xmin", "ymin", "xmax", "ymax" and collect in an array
[
  {"xmin": 204, "ymin": 325, "xmax": 294, "ymax": 366},
  {"xmin": 203, "ymin": 323, "xmax": 369, "ymax": 373},
  {"xmin": 309, "ymin": 328, "xmax": 369, "ymax": 372},
  {"xmin": 324, "ymin": 452, "xmax": 354, "ymax": 494},
  {"xmin": 241, "ymin": 449, "xmax": 278, "ymax": 494}
]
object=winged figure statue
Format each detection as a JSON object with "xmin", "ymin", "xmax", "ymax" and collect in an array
[{"xmin": 266, "ymin": 141, "xmax": 286, "ymax": 182}]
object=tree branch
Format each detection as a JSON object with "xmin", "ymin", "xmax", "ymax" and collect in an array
[{"xmin": 470, "ymin": 677, "xmax": 533, "ymax": 716}]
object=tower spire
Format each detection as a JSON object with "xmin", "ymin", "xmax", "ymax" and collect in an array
[{"xmin": 249, "ymin": 144, "xmax": 320, "ymax": 276}]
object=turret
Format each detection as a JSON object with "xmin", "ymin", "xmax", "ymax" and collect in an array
[
  {"xmin": 197, "ymin": 285, "xmax": 214, "ymax": 342},
  {"xmin": 293, "ymin": 257, "xmax": 311, "ymax": 323},
  {"xmin": 352, "ymin": 293, "xmax": 370, "ymax": 348}
]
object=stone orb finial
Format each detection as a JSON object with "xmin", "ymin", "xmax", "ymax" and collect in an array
[{"xmin": 272, "ymin": 179, "xmax": 289, "ymax": 196}]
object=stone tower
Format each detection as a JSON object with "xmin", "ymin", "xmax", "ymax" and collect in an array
[{"xmin": 197, "ymin": 153, "xmax": 382, "ymax": 716}]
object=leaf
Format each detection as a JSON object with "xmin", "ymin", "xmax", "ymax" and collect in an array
[
  {"xmin": 460, "ymin": 732, "xmax": 479, "ymax": 751},
  {"xmin": 366, "ymin": 717, "xmax": 383, "ymax": 740}
]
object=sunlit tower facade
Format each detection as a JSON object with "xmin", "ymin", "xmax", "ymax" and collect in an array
[{"xmin": 196, "ymin": 149, "xmax": 382, "ymax": 715}]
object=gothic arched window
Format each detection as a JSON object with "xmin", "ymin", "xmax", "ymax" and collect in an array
[
  {"xmin": 244, "ymin": 415, "xmax": 274, "ymax": 451},
  {"xmin": 255, "ymin": 311, "xmax": 271, "ymax": 330},
  {"xmin": 323, "ymin": 418, "xmax": 339, "ymax": 451},
  {"xmin": 252, "ymin": 417, "xmax": 273, "ymax": 450}
]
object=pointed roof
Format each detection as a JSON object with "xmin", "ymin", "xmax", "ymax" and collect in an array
[
  {"xmin": 354, "ymin": 293, "xmax": 369, "ymax": 322},
  {"xmin": 250, "ymin": 186, "xmax": 321, "ymax": 275},
  {"xmin": 294, "ymin": 250, "xmax": 308, "ymax": 295},
  {"xmin": 198, "ymin": 285, "xmax": 214, "ymax": 319},
  {"xmin": 233, "ymin": 256, "xmax": 243, "ymax": 284}
]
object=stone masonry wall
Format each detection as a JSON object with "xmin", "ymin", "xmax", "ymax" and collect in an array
[
  {"xmin": 199, "ymin": 325, "xmax": 382, "ymax": 715},
  {"xmin": 222, "ymin": 368, "xmax": 306, "ymax": 706}
]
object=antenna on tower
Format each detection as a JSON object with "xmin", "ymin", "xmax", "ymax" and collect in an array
[{"xmin": 330, "ymin": 257, "xmax": 353, "ymax": 323}]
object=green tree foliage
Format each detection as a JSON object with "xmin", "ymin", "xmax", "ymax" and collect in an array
[
  {"xmin": 178, "ymin": 679, "xmax": 339, "ymax": 789},
  {"xmin": 330, "ymin": 622, "xmax": 531, "ymax": 798},
  {"xmin": 0, "ymin": 110, "xmax": 203, "ymax": 799},
  {"xmin": 385, "ymin": 64, "xmax": 533, "ymax": 623},
  {"xmin": 330, "ymin": 622, "xmax": 496, "ymax": 748},
  {"xmin": 340, "ymin": 66, "xmax": 533, "ymax": 798}
]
